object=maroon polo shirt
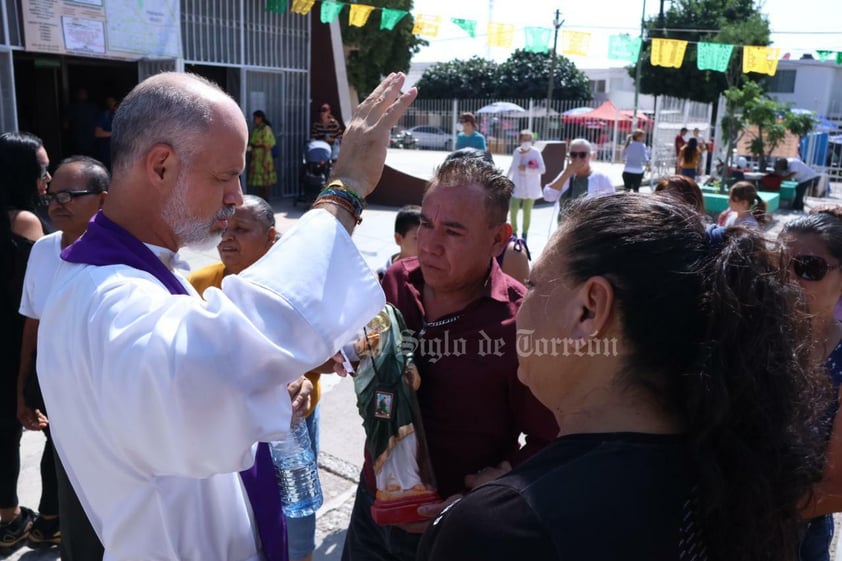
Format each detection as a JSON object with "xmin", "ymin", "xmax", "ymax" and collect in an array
[{"xmin": 363, "ymin": 257, "xmax": 558, "ymax": 499}]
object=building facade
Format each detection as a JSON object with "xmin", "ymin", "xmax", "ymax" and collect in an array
[
  {"xmin": 0, "ymin": 0, "xmax": 323, "ymax": 198},
  {"xmin": 765, "ymin": 57, "xmax": 842, "ymax": 121}
]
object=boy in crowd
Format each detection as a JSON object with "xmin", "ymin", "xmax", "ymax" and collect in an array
[{"xmin": 377, "ymin": 205, "xmax": 421, "ymax": 281}]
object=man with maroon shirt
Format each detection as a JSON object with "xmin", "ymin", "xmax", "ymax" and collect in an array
[
  {"xmin": 341, "ymin": 155, "xmax": 558, "ymax": 561},
  {"xmin": 674, "ymin": 127, "xmax": 688, "ymax": 173}
]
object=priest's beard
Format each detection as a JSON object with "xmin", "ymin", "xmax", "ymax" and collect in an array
[{"xmin": 162, "ymin": 173, "xmax": 234, "ymax": 251}]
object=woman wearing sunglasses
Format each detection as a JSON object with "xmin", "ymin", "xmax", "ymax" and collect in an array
[
  {"xmin": 781, "ymin": 209, "xmax": 842, "ymax": 561},
  {"xmin": 542, "ymin": 138, "xmax": 614, "ymax": 225}
]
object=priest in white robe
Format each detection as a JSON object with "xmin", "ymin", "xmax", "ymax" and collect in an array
[{"xmin": 35, "ymin": 71, "xmax": 416, "ymax": 561}]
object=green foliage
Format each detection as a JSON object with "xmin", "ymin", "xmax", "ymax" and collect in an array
[
  {"xmin": 632, "ymin": 0, "xmax": 771, "ymax": 102},
  {"xmin": 719, "ymin": 80, "xmax": 817, "ymax": 175},
  {"xmin": 785, "ymin": 112, "xmax": 818, "ymax": 137},
  {"xmin": 415, "ymin": 49, "xmax": 591, "ymax": 101},
  {"xmin": 414, "ymin": 57, "xmax": 499, "ymax": 98},
  {"xmin": 340, "ymin": 0, "xmax": 427, "ymax": 96}
]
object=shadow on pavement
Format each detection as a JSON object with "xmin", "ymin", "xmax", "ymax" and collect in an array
[{"xmin": 314, "ymin": 530, "xmax": 346, "ymax": 561}]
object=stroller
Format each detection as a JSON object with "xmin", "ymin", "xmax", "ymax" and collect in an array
[{"xmin": 296, "ymin": 139, "xmax": 332, "ymax": 206}]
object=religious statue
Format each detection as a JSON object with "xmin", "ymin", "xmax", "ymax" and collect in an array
[{"xmin": 353, "ymin": 304, "xmax": 440, "ymax": 524}]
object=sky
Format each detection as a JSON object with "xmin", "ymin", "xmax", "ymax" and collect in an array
[{"xmin": 409, "ymin": 0, "xmax": 841, "ymax": 68}]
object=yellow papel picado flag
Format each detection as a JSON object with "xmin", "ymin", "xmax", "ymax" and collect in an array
[
  {"xmin": 742, "ymin": 46, "xmax": 781, "ymax": 76},
  {"xmin": 651, "ymin": 38, "xmax": 688, "ymax": 68},
  {"xmin": 561, "ymin": 31, "xmax": 591, "ymax": 56},
  {"xmin": 348, "ymin": 4, "xmax": 375, "ymax": 27},
  {"xmin": 412, "ymin": 14, "xmax": 441, "ymax": 37},
  {"xmin": 487, "ymin": 22, "xmax": 515, "ymax": 48},
  {"xmin": 290, "ymin": 0, "xmax": 316, "ymax": 15}
]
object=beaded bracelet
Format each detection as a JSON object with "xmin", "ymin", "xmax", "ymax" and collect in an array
[
  {"xmin": 319, "ymin": 181, "xmax": 365, "ymax": 210},
  {"xmin": 312, "ymin": 195, "xmax": 363, "ymax": 224}
]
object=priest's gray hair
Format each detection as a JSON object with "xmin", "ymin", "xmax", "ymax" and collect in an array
[{"xmin": 111, "ymin": 72, "xmax": 226, "ymax": 175}]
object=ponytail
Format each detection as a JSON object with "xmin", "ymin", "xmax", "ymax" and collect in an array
[{"xmin": 751, "ymin": 194, "xmax": 769, "ymax": 225}]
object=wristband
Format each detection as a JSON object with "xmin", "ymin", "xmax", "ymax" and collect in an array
[
  {"xmin": 323, "ymin": 179, "xmax": 365, "ymax": 208},
  {"xmin": 316, "ymin": 181, "xmax": 365, "ymax": 221},
  {"xmin": 312, "ymin": 197, "xmax": 363, "ymax": 225}
]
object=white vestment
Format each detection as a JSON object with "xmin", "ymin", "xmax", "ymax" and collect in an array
[{"xmin": 36, "ymin": 210, "xmax": 384, "ymax": 561}]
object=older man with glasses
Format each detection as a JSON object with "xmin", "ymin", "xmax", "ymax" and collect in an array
[
  {"xmin": 542, "ymin": 138, "xmax": 615, "ymax": 224},
  {"xmin": 16, "ymin": 156, "xmax": 108, "ymax": 558}
]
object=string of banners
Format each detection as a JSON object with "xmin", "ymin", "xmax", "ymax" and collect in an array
[{"xmin": 265, "ymin": 0, "xmax": 842, "ymax": 75}]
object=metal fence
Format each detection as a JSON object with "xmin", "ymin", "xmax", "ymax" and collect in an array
[
  {"xmin": 651, "ymin": 97, "xmax": 713, "ymax": 179},
  {"xmin": 395, "ymin": 98, "xmax": 602, "ymax": 157},
  {"xmin": 394, "ymin": 97, "xmax": 712, "ymax": 166}
]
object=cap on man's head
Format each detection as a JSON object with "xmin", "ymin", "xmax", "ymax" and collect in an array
[
  {"xmin": 320, "ymin": 103, "xmax": 331, "ymax": 113},
  {"xmin": 460, "ymin": 112, "xmax": 476, "ymax": 125}
]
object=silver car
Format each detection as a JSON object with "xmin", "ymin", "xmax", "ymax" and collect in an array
[{"xmin": 407, "ymin": 125, "xmax": 453, "ymax": 150}]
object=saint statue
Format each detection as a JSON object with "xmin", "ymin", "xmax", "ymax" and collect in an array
[{"xmin": 353, "ymin": 304, "xmax": 440, "ymax": 524}]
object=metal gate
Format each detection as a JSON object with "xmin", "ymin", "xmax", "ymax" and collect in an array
[
  {"xmin": 0, "ymin": 48, "xmax": 17, "ymax": 132},
  {"xmin": 138, "ymin": 59, "xmax": 178, "ymax": 81},
  {"xmin": 182, "ymin": 0, "xmax": 311, "ymax": 199}
]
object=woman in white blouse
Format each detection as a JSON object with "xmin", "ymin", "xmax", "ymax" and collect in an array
[{"xmin": 543, "ymin": 138, "xmax": 615, "ymax": 225}]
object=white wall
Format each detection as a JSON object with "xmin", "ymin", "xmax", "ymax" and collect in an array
[{"xmin": 770, "ymin": 61, "xmax": 842, "ymax": 116}]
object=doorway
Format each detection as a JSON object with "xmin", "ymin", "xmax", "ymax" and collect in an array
[{"xmin": 13, "ymin": 53, "xmax": 137, "ymax": 163}]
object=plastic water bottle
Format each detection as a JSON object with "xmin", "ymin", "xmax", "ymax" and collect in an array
[{"xmin": 269, "ymin": 415, "xmax": 323, "ymax": 518}]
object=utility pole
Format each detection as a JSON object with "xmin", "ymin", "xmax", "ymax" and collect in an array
[
  {"xmin": 631, "ymin": 0, "xmax": 647, "ymax": 132},
  {"xmin": 545, "ymin": 9, "xmax": 564, "ymax": 136},
  {"xmin": 486, "ymin": 0, "xmax": 494, "ymax": 59}
]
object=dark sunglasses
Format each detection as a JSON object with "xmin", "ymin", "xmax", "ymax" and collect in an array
[
  {"xmin": 790, "ymin": 254, "xmax": 842, "ymax": 282},
  {"xmin": 42, "ymin": 190, "xmax": 98, "ymax": 205},
  {"xmin": 569, "ymin": 151, "xmax": 589, "ymax": 159}
]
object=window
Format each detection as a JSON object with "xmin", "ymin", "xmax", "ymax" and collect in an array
[
  {"xmin": 590, "ymin": 80, "xmax": 607, "ymax": 94},
  {"xmin": 765, "ymin": 70, "xmax": 796, "ymax": 93}
]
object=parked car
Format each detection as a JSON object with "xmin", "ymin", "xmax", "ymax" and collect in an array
[
  {"xmin": 407, "ymin": 125, "xmax": 453, "ymax": 150},
  {"xmin": 390, "ymin": 126, "xmax": 416, "ymax": 149}
]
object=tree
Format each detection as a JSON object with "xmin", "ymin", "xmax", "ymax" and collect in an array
[
  {"xmin": 632, "ymin": 0, "xmax": 771, "ymax": 103},
  {"xmin": 340, "ymin": 0, "xmax": 427, "ymax": 96},
  {"xmin": 414, "ymin": 57, "xmax": 500, "ymax": 99},
  {"xmin": 415, "ymin": 50, "xmax": 591, "ymax": 101},
  {"xmin": 496, "ymin": 50, "xmax": 591, "ymax": 100},
  {"xmin": 745, "ymin": 103, "xmax": 816, "ymax": 170},
  {"xmin": 719, "ymin": 80, "xmax": 816, "ymax": 188}
]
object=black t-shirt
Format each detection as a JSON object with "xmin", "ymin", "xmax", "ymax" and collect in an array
[{"xmin": 418, "ymin": 432, "xmax": 701, "ymax": 561}]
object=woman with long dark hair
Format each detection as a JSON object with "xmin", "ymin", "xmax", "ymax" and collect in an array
[
  {"xmin": 1, "ymin": 132, "xmax": 50, "ymax": 241},
  {"xmin": 678, "ymin": 137, "xmax": 701, "ymax": 179},
  {"xmin": 781, "ymin": 208, "xmax": 842, "ymax": 560},
  {"xmin": 1, "ymin": 131, "xmax": 54, "ymax": 550},
  {"xmin": 419, "ymin": 194, "xmax": 828, "ymax": 561}
]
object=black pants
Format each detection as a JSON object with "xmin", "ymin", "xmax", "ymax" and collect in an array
[
  {"xmin": 792, "ymin": 177, "xmax": 819, "ymax": 211},
  {"xmin": 622, "ymin": 172, "xmax": 644, "ymax": 192},
  {"xmin": 0, "ymin": 417, "xmax": 23, "ymax": 509},
  {"xmin": 341, "ymin": 484, "xmax": 421, "ymax": 561},
  {"xmin": 0, "ymin": 422, "xmax": 57, "ymax": 515},
  {"xmin": 54, "ymin": 448, "xmax": 104, "ymax": 561}
]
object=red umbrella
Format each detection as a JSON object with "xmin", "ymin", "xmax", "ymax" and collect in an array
[{"xmin": 562, "ymin": 101, "xmax": 652, "ymax": 132}]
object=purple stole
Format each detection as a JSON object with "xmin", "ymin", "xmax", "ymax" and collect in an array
[{"xmin": 62, "ymin": 211, "xmax": 287, "ymax": 561}]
